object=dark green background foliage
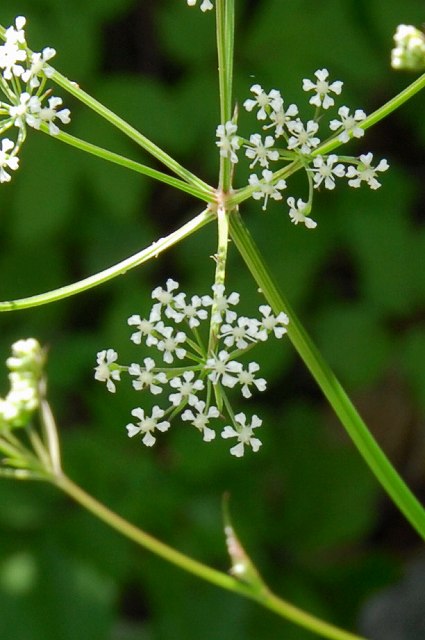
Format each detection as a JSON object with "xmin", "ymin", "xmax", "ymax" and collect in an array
[{"xmin": 0, "ymin": 1, "xmax": 425, "ymax": 638}]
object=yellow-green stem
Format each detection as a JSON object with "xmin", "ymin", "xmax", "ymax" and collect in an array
[{"xmin": 54, "ymin": 472, "xmax": 364, "ymax": 640}]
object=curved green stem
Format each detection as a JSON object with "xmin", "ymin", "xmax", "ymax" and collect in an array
[
  {"xmin": 0, "ymin": 209, "xmax": 214, "ymax": 311},
  {"xmin": 54, "ymin": 472, "xmax": 364, "ymax": 640},
  {"xmin": 229, "ymin": 210, "xmax": 425, "ymax": 541}
]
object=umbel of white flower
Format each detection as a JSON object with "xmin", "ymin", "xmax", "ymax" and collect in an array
[
  {"xmin": 95, "ymin": 279, "xmax": 290, "ymax": 457},
  {"xmin": 215, "ymin": 68, "xmax": 388, "ymax": 229},
  {"xmin": 0, "ymin": 16, "xmax": 71, "ymax": 184}
]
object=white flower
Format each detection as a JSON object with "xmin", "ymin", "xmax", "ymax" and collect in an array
[
  {"xmin": 94, "ymin": 349, "xmax": 121, "ymax": 393},
  {"xmin": 156, "ymin": 326, "xmax": 187, "ymax": 364},
  {"xmin": 4, "ymin": 17, "xmax": 27, "ymax": 46},
  {"xmin": 128, "ymin": 358, "xmax": 167, "ymax": 395},
  {"xmin": 187, "ymin": 0, "xmax": 214, "ymax": 11},
  {"xmin": 265, "ymin": 102, "xmax": 299, "ymax": 137},
  {"xmin": 286, "ymin": 197, "xmax": 317, "ymax": 229},
  {"xmin": 245, "ymin": 134, "xmax": 279, "ymax": 169},
  {"xmin": 249, "ymin": 169, "xmax": 287, "ymax": 211},
  {"xmin": 237, "ymin": 362, "xmax": 267, "ymax": 399},
  {"xmin": 169, "ymin": 371, "xmax": 204, "ymax": 406},
  {"xmin": 221, "ymin": 413, "xmax": 262, "ymax": 457},
  {"xmin": 346, "ymin": 153, "xmax": 389, "ymax": 190},
  {"xmin": 302, "ymin": 68, "xmax": 343, "ymax": 109},
  {"xmin": 126, "ymin": 406, "xmax": 170, "ymax": 447},
  {"xmin": 311, "ymin": 154, "xmax": 345, "ymax": 190},
  {"xmin": 4, "ymin": 16, "xmax": 27, "ymax": 45},
  {"xmin": 173, "ymin": 293, "xmax": 208, "ymax": 328},
  {"xmin": 0, "ymin": 41, "xmax": 27, "ymax": 80},
  {"xmin": 219, "ymin": 316, "xmax": 259, "ymax": 350},
  {"xmin": 205, "ymin": 350, "xmax": 242, "ymax": 388},
  {"xmin": 128, "ymin": 310, "xmax": 160, "ymax": 346},
  {"xmin": 0, "ymin": 139, "xmax": 19, "ymax": 183},
  {"xmin": 216, "ymin": 121, "xmax": 241, "ymax": 164},
  {"xmin": 287, "ymin": 120, "xmax": 320, "ymax": 155},
  {"xmin": 202, "ymin": 284, "xmax": 240, "ymax": 324},
  {"xmin": 9, "ymin": 93, "xmax": 42, "ymax": 129},
  {"xmin": 181, "ymin": 401, "xmax": 218, "ymax": 441},
  {"xmin": 329, "ymin": 106, "xmax": 366, "ymax": 143},
  {"xmin": 151, "ymin": 278, "xmax": 180, "ymax": 320},
  {"xmin": 21, "ymin": 47, "xmax": 56, "ymax": 89},
  {"xmin": 243, "ymin": 84, "xmax": 283, "ymax": 120},
  {"xmin": 30, "ymin": 96, "xmax": 71, "ymax": 135},
  {"xmin": 257, "ymin": 305, "xmax": 289, "ymax": 340}
]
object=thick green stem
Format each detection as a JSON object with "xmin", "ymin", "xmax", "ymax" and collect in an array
[
  {"xmin": 208, "ymin": 205, "xmax": 230, "ymax": 355},
  {"xmin": 216, "ymin": 0, "xmax": 235, "ymax": 192},
  {"xmin": 53, "ymin": 472, "xmax": 363, "ymax": 640},
  {"xmin": 229, "ymin": 210, "xmax": 425, "ymax": 541}
]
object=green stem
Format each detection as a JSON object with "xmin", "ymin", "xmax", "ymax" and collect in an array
[
  {"xmin": 39, "ymin": 126, "xmax": 215, "ymax": 203},
  {"xmin": 54, "ymin": 472, "xmax": 363, "ymax": 640},
  {"xmin": 216, "ymin": 0, "xmax": 235, "ymax": 192},
  {"xmin": 48, "ymin": 68, "xmax": 212, "ymax": 193},
  {"xmin": 0, "ymin": 209, "xmax": 214, "ymax": 311},
  {"xmin": 0, "ymin": 23, "xmax": 212, "ymax": 194},
  {"xmin": 208, "ymin": 205, "xmax": 230, "ymax": 355},
  {"xmin": 316, "ymin": 70, "xmax": 425, "ymax": 157},
  {"xmin": 229, "ymin": 210, "xmax": 425, "ymax": 541}
]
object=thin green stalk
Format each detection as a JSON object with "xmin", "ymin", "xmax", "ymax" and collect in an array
[
  {"xmin": 229, "ymin": 210, "xmax": 425, "ymax": 541},
  {"xmin": 49, "ymin": 67, "xmax": 212, "ymax": 193},
  {"xmin": 0, "ymin": 22, "xmax": 212, "ymax": 195},
  {"xmin": 0, "ymin": 209, "xmax": 214, "ymax": 311},
  {"xmin": 316, "ymin": 69, "xmax": 425, "ymax": 157},
  {"xmin": 38, "ymin": 125, "xmax": 215, "ymax": 203},
  {"xmin": 54, "ymin": 472, "xmax": 364, "ymax": 640},
  {"xmin": 216, "ymin": 0, "xmax": 235, "ymax": 192}
]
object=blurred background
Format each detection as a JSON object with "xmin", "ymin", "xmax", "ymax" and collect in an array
[{"xmin": 0, "ymin": 1, "xmax": 425, "ymax": 638}]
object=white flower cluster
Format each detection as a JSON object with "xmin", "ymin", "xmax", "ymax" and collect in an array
[
  {"xmin": 0, "ymin": 16, "xmax": 71, "ymax": 183},
  {"xmin": 0, "ymin": 338, "xmax": 44, "ymax": 428},
  {"xmin": 215, "ymin": 69, "xmax": 389, "ymax": 229},
  {"xmin": 95, "ymin": 279, "xmax": 289, "ymax": 457},
  {"xmin": 391, "ymin": 24, "xmax": 425, "ymax": 71},
  {"xmin": 186, "ymin": 0, "xmax": 214, "ymax": 11}
]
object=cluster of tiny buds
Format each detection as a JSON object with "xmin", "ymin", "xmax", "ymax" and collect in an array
[
  {"xmin": 0, "ymin": 16, "xmax": 71, "ymax": 183},
  {"xmin": 0, "ymin": 338, "xmax": 44, "ymax": 429},
  {"xmin": 391, "ymin": 24, "xmax": 425, "ymax": 71},
  {"xmin": 215, "ymin": 69, "xmax": 389, "ymax": 229},
  {"xmin": 95, "ymin": 279, "xmax": 289, "ymax": 458}
]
